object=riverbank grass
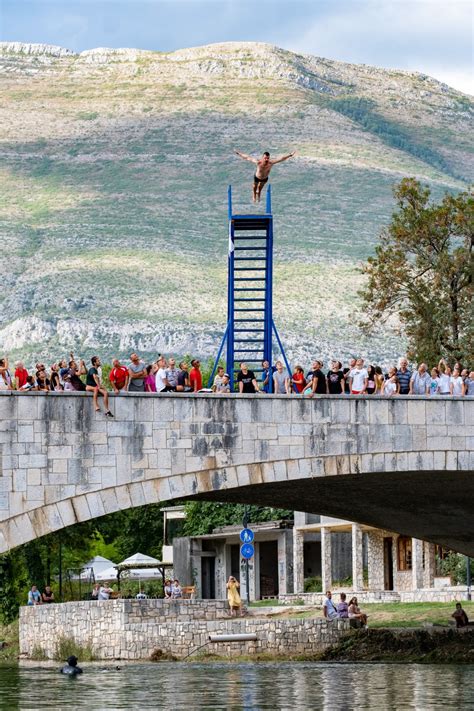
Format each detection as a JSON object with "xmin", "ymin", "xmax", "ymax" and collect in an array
[
  {"xmin": 0, "ymin": 621, "xmax": 19, "ymax": 664},
  {"xmin": 279, "ymin": 601, "xmax": 474, "ymax": 628}
]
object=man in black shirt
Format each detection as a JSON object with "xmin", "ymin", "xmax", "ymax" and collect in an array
[
  {"xmin": 68, "ymin": 358, "xmax": 87, "ymax": 391},
  {"xmin": 307, "ymin": 360, "xmax": 327, "ymax": 396},
  {"xmin": 176, "ymin": 361, "xmax": 192, "ymax": 392},
  {"xmin": 85, "ymin": 356, "xmax": 114, "ymax": 417},
  {"xmin": 327, "ymin": 360, "xmax": 344, "ymax": 395},
  {"xmin": 236, "ymin": 363, "xmax": 259, "ymax": 393},
  {"xmin": 343, "ymin": 357, "xmax": 356, "ymax": 394}
]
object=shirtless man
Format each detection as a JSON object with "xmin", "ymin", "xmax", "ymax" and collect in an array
[{"xmin": 234, "ymin": 149, "xmax": 296, "ymax": 202}]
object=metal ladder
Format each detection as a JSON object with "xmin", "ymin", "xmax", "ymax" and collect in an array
[{"xmin": 209, "ymin": 185, "xmax": 292, "ymax": 391}]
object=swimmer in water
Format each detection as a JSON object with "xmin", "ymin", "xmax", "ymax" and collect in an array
[{"xmin": 60, "ymin": 655, "xmax": 83, "ymax": 675}]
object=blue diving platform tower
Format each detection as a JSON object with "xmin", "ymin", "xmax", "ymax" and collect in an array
[{"xmin": 209, "ymin": 185, "xmax": 292, "ymax": 391}]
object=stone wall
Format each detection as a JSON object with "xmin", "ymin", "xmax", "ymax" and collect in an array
[{"xmin": 19, "ymin": 599, "xmax": 349, "ymax": 660}]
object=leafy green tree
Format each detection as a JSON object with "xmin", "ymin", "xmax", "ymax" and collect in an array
[
  {"xmin": 99, "ymin": 504, "xmax": 165, "ymax": 560},
  {"xmin": 438, "ymin": 552, "xmax": 474, "ymax": 585},
  {"xmin": 361, "ymin": 179, "xmax": 473, "ymax": 363},
  {"xmin": 182, "ymin": 502, "xmax": 293, "ymax": 536}
]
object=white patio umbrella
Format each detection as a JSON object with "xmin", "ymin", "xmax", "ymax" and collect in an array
[
  {"xmin": 71, "ymin": 556, "xmax": 116, "ymax": 580},
  {"xmin": 95, "ymin": 566, "xmax": 163, "ymax": 581}
]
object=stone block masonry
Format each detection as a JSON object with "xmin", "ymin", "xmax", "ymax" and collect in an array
[
  {"xmin": 19, "ymin": 600, "xmax": 349, "ymax": 660},
  {"xmin": 1, "ymin": 392, "xmax": 473, "ymax": 556}
]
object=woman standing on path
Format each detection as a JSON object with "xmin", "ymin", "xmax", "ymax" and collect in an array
[{"xmin": 227, "ymin": 576, "xmax": 243, "ymax": 617}]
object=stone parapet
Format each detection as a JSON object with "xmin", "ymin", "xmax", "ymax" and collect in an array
[{"xmin": 19, "ymin": 599, "xmax": 349, "ymax": 660}]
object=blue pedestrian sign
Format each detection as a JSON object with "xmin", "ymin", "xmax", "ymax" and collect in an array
[
  {"xmin": 241, "ymin": 543, "xmax": 254, "ymax": 560},
  {"xmin": 240, "ymin": 528, "xmax": 254, "ymax": 544}
]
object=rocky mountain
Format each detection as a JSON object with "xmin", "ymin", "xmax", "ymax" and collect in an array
[{"xmin": 0, "ymin": 41, "xmax": 472, "ymax": 367}]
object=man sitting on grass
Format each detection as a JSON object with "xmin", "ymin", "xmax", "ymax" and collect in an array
[{"xmin": 452, "ymin": 602, "xmax": 469, "ymax": 628}]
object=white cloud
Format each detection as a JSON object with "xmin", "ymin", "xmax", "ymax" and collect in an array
[{"xmin": 280, "ymin": 0, "xmax": 473, "ymax": 93}]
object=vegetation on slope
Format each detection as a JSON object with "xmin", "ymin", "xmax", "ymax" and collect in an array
[{"xmin": 0, "ymin": 42, "xmax": 471, "ymax": 364}]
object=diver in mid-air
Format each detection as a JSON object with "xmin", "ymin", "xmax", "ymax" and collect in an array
[{"xmin": 234, "ymin": 149, "xmax": 296, "ymax": 202}]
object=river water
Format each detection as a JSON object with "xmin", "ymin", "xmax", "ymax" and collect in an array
[{"xmin": 1, "ymin": 662, "xmax": 473, "ymax": 710}]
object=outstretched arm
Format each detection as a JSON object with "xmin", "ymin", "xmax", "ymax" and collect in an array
[
  {"xmin": 234, "ymin": 150, "xmax": 258, "ymax": 164},
  {"xmin": 271, "ymin": 151, "xmax": 296, "ymax": 165}
]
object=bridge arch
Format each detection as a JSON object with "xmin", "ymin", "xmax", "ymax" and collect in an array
[{"xmin": 0, "ymin": 392, "xmax": 472, "ymax": 554}]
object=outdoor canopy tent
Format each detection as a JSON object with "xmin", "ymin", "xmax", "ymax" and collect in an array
[
  {"xmin": 70, "ymin": 555, "xmax": 116, "ymax": 580},
  {"xmin": 95, "ymin": 552, "xmax": 173, "ymax": 585},
  {"xmin": 95, "ymin": 565, "xmax": 163, "ymax": 581}
]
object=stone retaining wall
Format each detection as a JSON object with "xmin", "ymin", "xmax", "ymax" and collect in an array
[{"xmin": 19, "ymin": 599, "xmax": 349, "ymax": 660}]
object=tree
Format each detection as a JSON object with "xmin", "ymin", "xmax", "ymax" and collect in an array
[
  {"xmin": 360, "ymin": 179, "xmax": 473, "ymax": 364},
  {"xmin": 183, "ymin": 502, "xmax": 293, "ymax": 536}
]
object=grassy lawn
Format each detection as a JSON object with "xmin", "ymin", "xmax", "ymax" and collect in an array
[
  {"xmin": 363, "ymin": 601, "xmax": 474, "ymax": 628},
  {"xmin": 281, "ymin": 601, "xmax": 474, "ymax": 628}
]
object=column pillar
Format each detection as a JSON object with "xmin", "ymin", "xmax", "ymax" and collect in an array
[
  {"xmin": 351, "ymin": 524, "xmax": 364, "ymax": 591},
  {"xmin": 293, "ymin": 529, "xmax": 305, "ymax": 594},
  {"xmin": 412, "ymin": 538, "xmax": 424, "ymax": 591},
  {"xmin": 367, "ymin": 530, "xmax": 385, "ymax": 590},
  {"xmin": 423, "ymin": 542, "xmax": 436, "ymax": 588},
  {"xmin": 321, "ymin": 527, "xmax": 332, "ymax": 593}
]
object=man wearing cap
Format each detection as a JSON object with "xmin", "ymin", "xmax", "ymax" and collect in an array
[{"xmin": 60, "ymin": 655, "xmax": 83, "ymax": 675}]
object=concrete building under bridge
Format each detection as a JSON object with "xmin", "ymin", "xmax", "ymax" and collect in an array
[
  {"xmin": 290, "ymin": 514, "xmax": 468, "ymax": 603},
  {"xmin": 171, "ymin": 519, "xmax": 294, "ymax": 601},
  {"xmin": 164, "ymin": 508, "xmax": 467, "ymax": 603}
]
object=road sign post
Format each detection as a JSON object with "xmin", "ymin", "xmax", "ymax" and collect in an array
[{"xmin": 241, "ymin": 507, "xmax": 253, "ymax": 605}]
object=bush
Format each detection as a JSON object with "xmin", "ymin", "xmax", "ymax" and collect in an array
[
  {"xmin": 30, "ymin": 645, "xmax": 48, "ymax": 660},
  {"xmin": 437, "ymin": 552, "xmax": 473, "ymax": 585},
  {"xmin": 54, "ymin": 636, "xmax": 96, "ymax": 662},
  {"xmin": 304, "ymin": 576, "xmax": 322, "ymax": 593}
]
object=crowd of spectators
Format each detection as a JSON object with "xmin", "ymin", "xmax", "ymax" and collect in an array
[{"xmin": 1, "ymin": 354, "xmax": 472, "ymax": 410}]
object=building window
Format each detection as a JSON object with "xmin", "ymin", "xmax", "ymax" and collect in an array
[{"xmin": 397, "ymin": 537, "xmax": 412, "ymax": 571}]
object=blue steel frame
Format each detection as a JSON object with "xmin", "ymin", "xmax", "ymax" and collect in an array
[{"xmin": 208, "ymin": 185, "xmax": 291, "ymax": 392}]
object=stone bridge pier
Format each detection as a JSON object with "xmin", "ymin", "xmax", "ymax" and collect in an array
[{"xmin": 0, "ymin": 392, "xmax": 472, "ymax": 555}]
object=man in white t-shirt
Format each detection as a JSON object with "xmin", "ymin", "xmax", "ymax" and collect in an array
[
  {"xmin": 349, "ymin": 358, "xmax": 368, "ymax": 395},
  {"xmin": 155, "ymin": 356, "xmax": 171, "ymax": 393},
  {"xmin": 323, "ymin": 590, "xmax": 339, "ymax": 620}
]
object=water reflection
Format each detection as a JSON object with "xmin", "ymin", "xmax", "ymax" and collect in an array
[{"xmin": 0, "ymin": 662, "xmax": 473, "ymax": 710}]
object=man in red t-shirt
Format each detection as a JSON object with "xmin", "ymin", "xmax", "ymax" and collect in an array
[
  {"xmin": 109, "ymin": 359, "xmax": 129, "ymax": 393},
  {"xmin": 189, "ymin": 359, "xmax": 202, "ymax": 392},
  {"xmin": 14, "ymin": 361, "xmax": 29, "ymax": 390}
]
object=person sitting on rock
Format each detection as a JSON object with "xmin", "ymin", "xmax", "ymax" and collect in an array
[
  {"xmin": 60, "ymin": 655, "xmax": 83, "ymax": 675},
  {"xmin": 41, "ymin": 586, "xmax": 55, "ymax": 603},
  {"xmin": 348, "ymin": 596, "xmax": 368, "ymax": 627},
  {"xmin": 322, "ymin": 590, "xmax": 339, "ymax": 621},
  {"xmin": 336, "ymin": 592, "xmax": 349, "ymax": 618},
  {"xmin": 452, "ymin": 602, "xmax": 469, "ymax": 628}
]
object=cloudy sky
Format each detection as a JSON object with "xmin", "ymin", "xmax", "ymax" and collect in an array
[{"xmin": 1, "ymin": 0, "xmax": 472, "ymax": 94}]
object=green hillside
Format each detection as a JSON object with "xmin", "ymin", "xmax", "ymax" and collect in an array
[{"xmin": 0, "ymin": 41, "xmax": 472, "ymax": 366}]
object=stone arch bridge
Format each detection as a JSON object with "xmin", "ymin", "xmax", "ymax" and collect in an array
[{"xmin": 0, "ymin": 393, "xmax": 472, "ymax": 555}]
